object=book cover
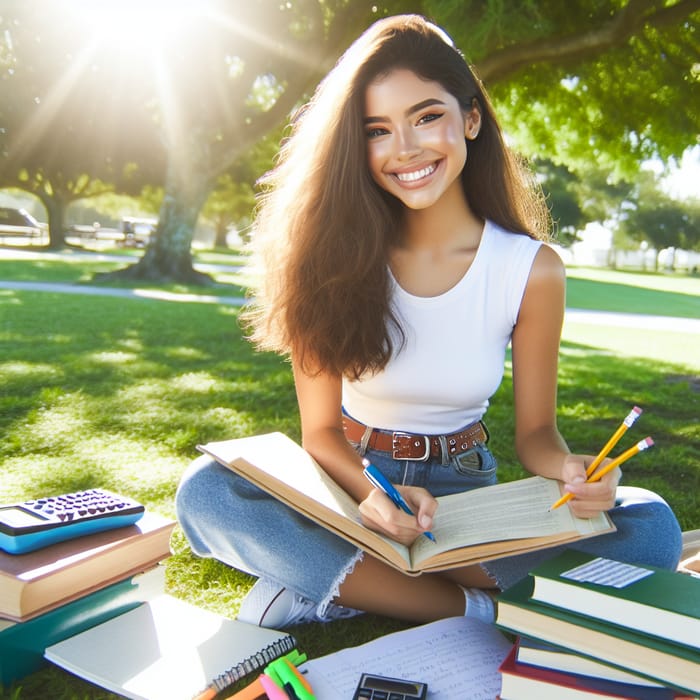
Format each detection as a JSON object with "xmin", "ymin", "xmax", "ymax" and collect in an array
[
  {"xmin": 529, "ymin": 549, "xmax": 700, "ymax": 649},
  {"xmin": 198, "ymin": 432, "xmax": 615, "ymax": 575},
  {"xmin": 499, "ymin": 644, "xmax": 689, "ymax": 699},
  {"xmin": 1, "ymin": 566, "xmax": 164, "ymax": 686},
  {"xmin": 515, "ymin": 637, "xmax": 664, "ymax": 688},
  {"xmin": 45, "ymin": 593, "xmax": 297, "ymax": 700},
  {"xmin": 496, "ymin": 577, "xmax": 700, "ymax": 696},
  {"xmin": 0, "ymin": 510, "xmax": 175, "ymax": 622}
]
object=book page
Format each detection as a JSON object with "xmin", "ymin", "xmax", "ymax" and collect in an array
[
  {"xmin": 410, "ymin": 476, "xmax": 610, "ymax": 568},
  {"xmin": 300, "ymin": 617, "xmax": 513, "ymax": 700},
  {"xmin": 199, "ymin": 433, "xmax": 411, "ymax": 568}
]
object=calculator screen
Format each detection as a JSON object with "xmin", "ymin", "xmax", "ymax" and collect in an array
[
  {"xmin": 0, "ymin": 506, "xmax": 49, "ymax": 528},
  {"xmin": 364, "ymin": 677, "xmax": 421, "ymax": 693}
]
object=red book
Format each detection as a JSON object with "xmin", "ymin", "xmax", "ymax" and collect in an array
[{"xmin": 499, "ymin": 644, "xmax": 692, "ymax": 700}]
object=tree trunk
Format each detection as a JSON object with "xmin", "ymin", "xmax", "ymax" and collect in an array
[
  {"xmin": 42, "ymin": 197, "xmax": 68, "ymax": 249},
  {"xmin": 100, "ymin": 163, "xmax": 213, "ymax": 284},
  {"xmin": 213, "ymin": 218, "xmax": 229, "ymax": 249}
]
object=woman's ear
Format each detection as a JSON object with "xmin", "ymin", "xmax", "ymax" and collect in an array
[{"xmin": 465, "ymin": 99, "xmax": 482, "ymax": 140}]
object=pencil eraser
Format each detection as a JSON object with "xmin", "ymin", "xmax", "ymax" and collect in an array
[
  {"xmin": 642, "ymin": 436, "xmax": 654, "ymax": 449},
  {"xmin": 624, "ymin": 406, "xmax": 643, "ymax": 427}
]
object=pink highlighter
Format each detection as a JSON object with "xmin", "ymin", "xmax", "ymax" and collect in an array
[{"xmin": 258, "ymin": 673, "xmax": 289, "ymax": 700}]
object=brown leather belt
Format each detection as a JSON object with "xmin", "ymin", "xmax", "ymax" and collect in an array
[{"xmin": 342, "ymin": 414, "xmax": 488, "ymax": 461}]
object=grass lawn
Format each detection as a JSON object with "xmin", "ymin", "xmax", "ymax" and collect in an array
[{"xmin": 0, "ymin": 250, "xmax": 698, "ymax": 699}]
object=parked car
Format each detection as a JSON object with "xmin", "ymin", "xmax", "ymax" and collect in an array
[
  {"xmin": 119, "ymin": 217, "xmax": 157, "ymax": 248},
  {"xmin": 0, "ymin": 207, "xmax": 44, "ymax": 240}
]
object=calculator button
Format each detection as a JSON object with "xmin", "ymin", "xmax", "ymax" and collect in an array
[
  {"xmin": 372, "ymin": 693, "xmax": 388, "ymax": 700},
  {"xmin": 388, "ymin": 695, "xmax": 405, "ymax": 700},
  {"xmin": 357, "ymin": 691, "xmax": 372, "ymax": 699}
]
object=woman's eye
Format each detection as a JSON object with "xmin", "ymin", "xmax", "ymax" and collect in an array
[
  {"xmin": 418, "ymin": 112, "xmax": 442, "ymax": 125},
  {"xmin": 366, "ymin": 126, "xmax": 388, "ymax": 139}
]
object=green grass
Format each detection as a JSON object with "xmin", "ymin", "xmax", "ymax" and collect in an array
[
  {"xmin": 566, "ymin": 267, "xmax": 700, "ymax": 318},
  {"xmin": 0, "ymin": 255, "xmax": 698, "ymax": 699},
  {"xmin": 0, "ymin": 248, "xmax": 249, "ymax": 296}
]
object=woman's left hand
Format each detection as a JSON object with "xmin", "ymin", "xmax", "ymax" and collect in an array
[{"xmin": 560, "ymin": 454, "xmax": 620, "ymax": 518}]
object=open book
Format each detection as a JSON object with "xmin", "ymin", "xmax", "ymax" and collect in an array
[{"xmin": 198, "ymin": 432, "xmax": 615, "ymax": 575}]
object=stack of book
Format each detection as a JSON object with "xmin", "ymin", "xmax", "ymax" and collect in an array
[
  {"xmin": 496, "ymin": 549, "xmax": 700, "ymax": 699},
  {"xmin": 0, "ymin": 510, "xmax": 175, "ymax": 686}
]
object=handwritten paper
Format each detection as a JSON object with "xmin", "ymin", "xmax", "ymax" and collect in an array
[{"xmin": 300, "ymin": 617, "xmax": 513, "ymax": 699}]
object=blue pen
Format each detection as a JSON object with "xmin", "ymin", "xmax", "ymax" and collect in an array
[{"xmin": 362, "ymin": 459, "xmax": 436, "ymax": 542}]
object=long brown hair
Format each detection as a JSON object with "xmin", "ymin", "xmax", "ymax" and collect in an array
[{"xmin": 242, "ymin": 14, "xmax": 549, "ymax": 378}]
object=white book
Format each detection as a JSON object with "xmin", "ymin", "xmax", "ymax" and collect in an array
[{"xmin": 45, "ymin": 594, "xmax": 296, "ymax": 700}]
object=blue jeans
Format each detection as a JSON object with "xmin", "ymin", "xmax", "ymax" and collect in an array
[{"xmin": 175, "ymin": 442, "xmax": 682, "ymax": 607}]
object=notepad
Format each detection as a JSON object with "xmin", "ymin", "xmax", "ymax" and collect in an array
[
  {"xmin": 300, "ymin": 616, "xmax": 513, "ymax": 699},
  {"xmin": 44, "ymin": 594, "xmax": 296, "ymax": 700}
]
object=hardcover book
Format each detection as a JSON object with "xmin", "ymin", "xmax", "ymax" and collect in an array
[
  {"xmin": 198, "ymin": 432, "xmax": 615, "ymax": 575},
  {"xmin": 499, "ymin": 644, "xmax": 691, "ymax": 699},
  {"xmin": 528, "ymin": 549, "xmax": 700, "ymax": 649},
  {"xmin": 1, "ymin": 566, "xmax": 164, "ymax": 686},
  {"xmin": 496, "ymin": 577, "xmax": 700, "ymax": 696},
  {"xmin": 0, "ymin": 510, "xmax": 175, "ymax": 621},
  {"xmin": 515, "ymin": 636, "xmax": 663, "ymax": 688}
]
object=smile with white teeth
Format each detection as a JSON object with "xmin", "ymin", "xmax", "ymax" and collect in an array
[{"xmin": 395, "ymin": 163, "xmax": 437, "ymax": 182}]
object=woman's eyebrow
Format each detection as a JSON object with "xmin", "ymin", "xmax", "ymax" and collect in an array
[{"xmin": 364, "ymin": 98, "xmax": 447, "ymax": 124}]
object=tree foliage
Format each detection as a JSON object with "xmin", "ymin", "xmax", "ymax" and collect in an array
[
  {"xmin": 1, "ymin": 0, "xmax": 698, "ymax": 278},
  {"xmin": 619, "ymin": 172, "xmax": 700, "ymax": 251},
  {"xmin": 0, "ymin": 0, "xmax": 164, "ymax": 246}
]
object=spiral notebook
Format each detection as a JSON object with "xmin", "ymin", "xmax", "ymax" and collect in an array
[{"xmin": 44, "ymin": 594, "xmax": 296, "ymax": 700}]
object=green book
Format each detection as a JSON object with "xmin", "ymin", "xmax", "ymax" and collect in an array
[
  {"xmin": 496, "ymin": 576, "xmax": 700, "ymax": 697},
  {"xmin": 528, "ymin": 549, "xmax": 700, "ymax": 650},
  {"xmin": 0, "ymin": 566, "xmax": 163, "ymax": 687}
]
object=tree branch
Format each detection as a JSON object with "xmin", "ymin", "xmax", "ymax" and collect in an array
[{"xmin": 476, "ymin": 0, "xmax": 700, "ymax": 84}]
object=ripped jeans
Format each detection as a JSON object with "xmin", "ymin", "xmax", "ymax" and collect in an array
[{"xmin": 175, "ymin": 439, "xmax": 682, "ymax": 610}]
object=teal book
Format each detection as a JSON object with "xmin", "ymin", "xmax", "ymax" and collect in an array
[
  {"xmin": 529, "ymin": 549, "xmax": 700, "ymax": 649},
  {"xmin": 0, "ymin": 566, "xmax": 164, "ymax": 687},
  {"xmin": 496, "ymin": 576, "xmax": 700, "ymax": 697}
]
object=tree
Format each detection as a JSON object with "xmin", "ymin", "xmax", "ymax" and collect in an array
[
  {"xmin": 443, "ymin": 0, "xmax": 700, "ymax": 179},
  {"xmin": 201, "ymin": 128, "xmax": 283, "ymax": 248},
  {"xmin": 2, "ymin": 1, "xmax": 699, "ymax": 279},
  {"xmin": 0, "ymin": 1, "xmax": 164, "ymax": 247},
  {"xmin": 534, "ymin": 159, "xmax": 586, "ymax": 244},
  {"xmin": 619, "ymin": 175, "xmax": 700, "ymax": 257}
]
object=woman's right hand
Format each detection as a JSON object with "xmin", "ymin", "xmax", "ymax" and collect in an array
[{"xmin": 358, "ymin": 484, "xmax": 437, "ymax": 545}]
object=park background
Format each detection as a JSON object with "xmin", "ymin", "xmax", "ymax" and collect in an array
[{"xmin": 1, "ymin": 1, "xmax": 699, "ymax": 698}]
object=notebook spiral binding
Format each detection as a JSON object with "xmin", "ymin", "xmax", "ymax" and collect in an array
[{"xmin": 212, "ymin": 634, "xmax": 297, "ymax": 691}]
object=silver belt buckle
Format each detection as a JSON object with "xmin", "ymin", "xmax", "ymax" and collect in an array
[{"xmin": 392, "ymin": 433, "xmax": 430, "ymax": 461}]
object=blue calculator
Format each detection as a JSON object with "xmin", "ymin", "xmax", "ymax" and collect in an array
[{"xmin": 0, "ymin": 488, "xmax": 145, "ymax": 554}]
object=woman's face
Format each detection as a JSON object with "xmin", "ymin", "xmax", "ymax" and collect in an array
[{"xmin": 363, "ymin": 68, "xmax": 479, "ymax": 211}]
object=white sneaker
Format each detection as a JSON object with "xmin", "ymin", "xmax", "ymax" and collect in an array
[{"xmin": 237, "ymin": 578, "xmax": 363, "ymax": 628}]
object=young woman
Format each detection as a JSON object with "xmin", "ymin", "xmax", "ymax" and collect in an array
[{"xmin": 176, "ymin": 14, "xmax": 681, "ymax": 628}]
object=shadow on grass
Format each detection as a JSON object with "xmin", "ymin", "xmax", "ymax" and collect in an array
[
  {"xmin": 1, "ymin": 293, "xmax": 699, "ymax": 700},
  {"xmin": 2, "ymin": 289, "xmax": 697, "ymax": 522}
]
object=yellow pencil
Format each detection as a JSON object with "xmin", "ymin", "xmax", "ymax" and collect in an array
[
  {"xmin": 585, "ymin": 406, "xmax": 643, "ymax": 478},
  {"xmin": 549, "ymin": 437, "xmax": 654, "ymax": 511}
]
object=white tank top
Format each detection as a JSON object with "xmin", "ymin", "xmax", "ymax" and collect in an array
[{"xmin": 342, "ymin": 220, "xmax": 542, "ymax": 433}]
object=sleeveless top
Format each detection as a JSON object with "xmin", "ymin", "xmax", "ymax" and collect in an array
[{"xmin": 342, "ymin": 220, "xmax": 543, "ymax": 434}]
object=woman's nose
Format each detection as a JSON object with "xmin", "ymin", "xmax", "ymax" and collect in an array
[{"xmin": 396, "ymin": 127, "xmax": 421, "ymax": 159}]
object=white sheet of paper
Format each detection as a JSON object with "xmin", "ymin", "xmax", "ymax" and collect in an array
[{"xmin": 300, "ymin": 616, "xmax": 513, "ymax": 699}]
